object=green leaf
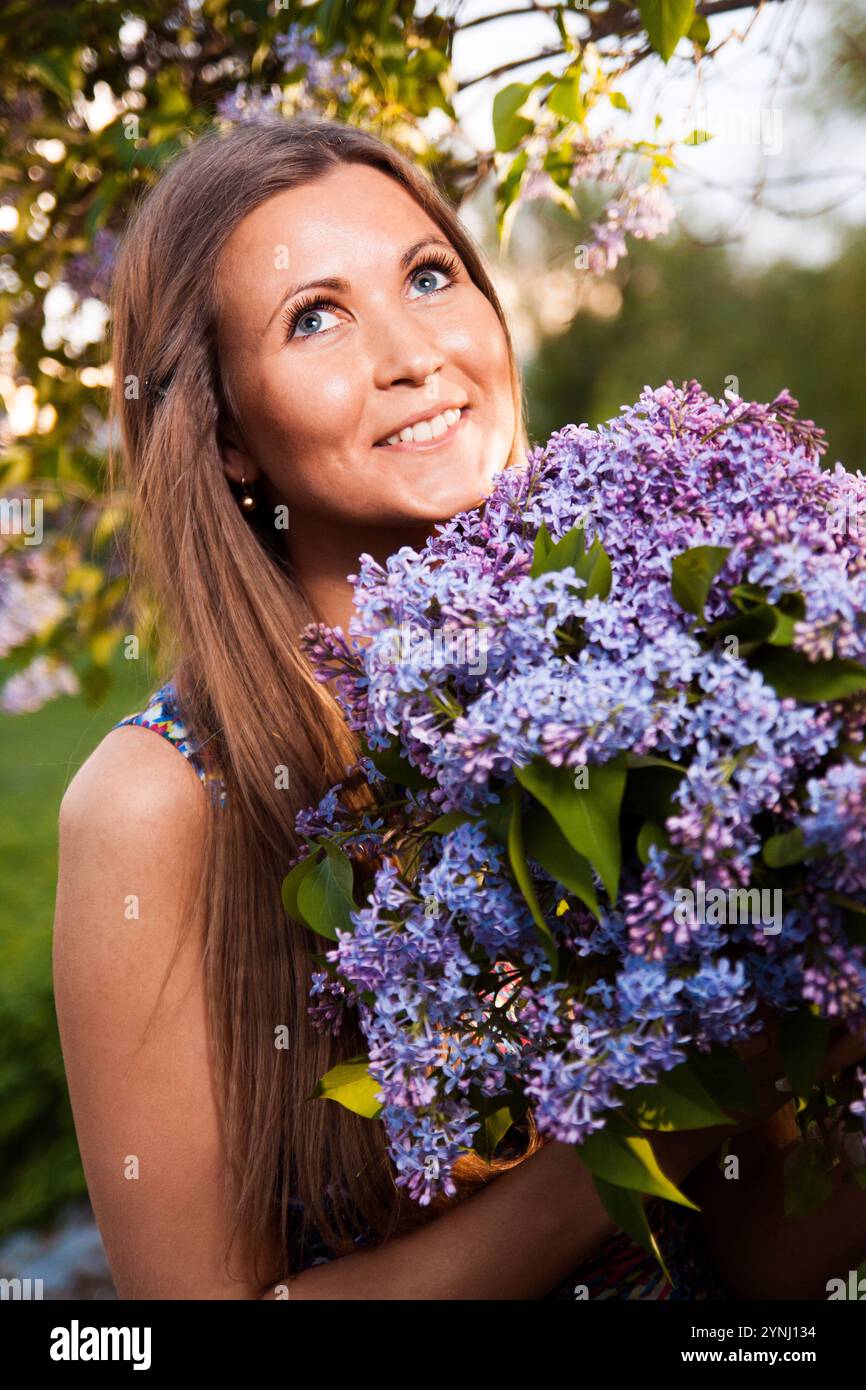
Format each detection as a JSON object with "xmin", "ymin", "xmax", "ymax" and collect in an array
[
  {"xmin": 281, "ymin": 850, "xmax": 320, "ymax": 921},
  {"xmin": 767, "ymin": 592, "xmax": 806, "ymax": 646},
  {"xmin": 523, "ymin": 801, "xmax": 600, "ymax": 918},
  {"xmin": 783, "ymin": 1139, "xmax": 834, "ymax": 1219},
  {"xmin": 838, "ymin": 903, "xmax": 866, "ymax": 945},
  {"xmin": 311, "ymin": 1057, "xmax": 383, "ymax": 1119},
  {"xmin": 730, "ymin": 582, "xmax": 769, "ymax": 611},
  {"xmin": 530, "ymin": 522, "xmax": 586, "ymax": 576},
  {"xmin": 592, "ymin": 1177, "xmax": 671, "ymax": 1280},
  {"xmin": 576, "ymin": 1128, "xmax": 699, "ymax": 1208},
  {"xmin": 495, "ymin": 149, "xmax": 529, "ymax": 247},
  {"xmin": 624, "ymin": 765, "xmax": 685, "ymax": 835},
  {"xmin": 516, "ymin": 757, "xmax": 626, "ymax": 902},
  {"xmin": 637, "ymin": 819, "xmax": 672, "ymax": 864},
  {"xmin": 721, "ymin": 588, "xmax": 805, "ymax": 649},
  {"xmin": 639, "ymin": 0, "xmax": 697, "ymax": 63},
  {"xmin": 423, "ymin": 811, "xmax": 472, "ymax": 835},
  {"xmin": 481, "ymin": 795, "xmax": 512, "ymax": 848},
  {"xmin": 22, "ymin": 52, "xmax": 75, "ymax": 104},
  {"xmin": 548, "ymin": 72, "xmax": 585, "ymax": 123},
  {"xmin": 625, "ymin": 753, "xmax": 683, "ymax": 771},
  {"xmin": 625, "ymin": 1061, "xmax": 735, "ymax": 1131},
  {"xmin": 507, "ymin": 785, "xmax": 559, "ymax": 974},
  {"xmin": 531, "ymin": 522, "xmax": 554, "ymax": 572},
  {"xmin": 608, "ymin": 91, "xmax": 631, "ymax": 112},
  {"xmin": 687, "ymin": 13, "xmax": 711, "ymax": 48},
  {"xmin": 684, "ymin": 128, "xmax": 713, "ymax": 145},
  {"xmin": 363, "ymin": 736, "xmax": 430, "ymax": 789},
  {"xmin": 474, "ymin": 1102, "xmax": 514, "ymax": 1162},
  {"xmin": 688, "ymin": 1044, "xmax": 760, "ymax": 1118},
  {"xmin": 828, "ymin": 891, "xmax": 866, "ymax": 914},
  {"xmin": 779, "ymin": 1008, "xmax": 830, "ymax": 1099},
  {"xmin": 530, "ymin": 521, "xmax": 612, "ymax": 599},
  {"xmin": 763, "ymin": 827, "xmax": 808, "ymax": 868},
  {"xmin": 296, "ymin": 844, "xmax": 356, "ymax": 942},
  {"xmin": 493, "ymin": 82, "xmax": 534, "ymax": 152},
  {"xmin": 670, "ymin": 544, "xmax": 731, "ymax": 617},
  {"xmin": 751, "ymin": 649, "xmax": 866, "ymax": 702},
  {"xmin": 581, "ymin": 543, "xmax": 612, "ymax": 601},
  {"xmin": 703, "ymin": 602, "xmax": 778, "ymax": 649}
]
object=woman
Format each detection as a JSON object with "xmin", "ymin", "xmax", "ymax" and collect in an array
[{"xmin": 53, "ymin": 114, "xmax": 866, "ymax": 1300}]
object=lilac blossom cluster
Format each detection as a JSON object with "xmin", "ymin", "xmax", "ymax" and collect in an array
[
  {"xmin": 297, "ymin": 382, "xmax": 866, "ymax": 1206},
  {"xmin": 0, "ymin": 541, "xmax": 78, "ymax": 712}
]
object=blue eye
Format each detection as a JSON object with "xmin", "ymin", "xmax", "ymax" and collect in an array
[
  {"xmin": 409, "ymin": 265, "xmax": 450, "ymax": 296},
  {"xmin": 286, "ymin": 303, "xmax": 341, "ymax": 340}
]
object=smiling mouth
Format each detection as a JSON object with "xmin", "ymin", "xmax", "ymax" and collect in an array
[{"xmin": 373, "ymin": 406, "xmax": 468, "ymax": 452}]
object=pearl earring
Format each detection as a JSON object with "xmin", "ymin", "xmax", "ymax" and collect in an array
[{"xmin": 239, "ymin": 473, "xmax": 257, "ymax": 513}]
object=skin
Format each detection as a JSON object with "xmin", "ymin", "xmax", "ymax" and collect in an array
[
  {"xmin": 53, "ymin": 166, "xmax": 866, "ymax": 1300},
  {"xmin": 216, "ymin": 162, "xmax": 517, "ymax": 631}
]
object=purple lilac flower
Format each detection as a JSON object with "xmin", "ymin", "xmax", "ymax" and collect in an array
[{"xmin": 295, "ymin": 382, "xmax": 866, "ymax": 1199}]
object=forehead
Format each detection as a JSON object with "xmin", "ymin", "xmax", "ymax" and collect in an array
[{"xmin": 215, "ymin": 163, "xmax": 445, "ymax": 332}]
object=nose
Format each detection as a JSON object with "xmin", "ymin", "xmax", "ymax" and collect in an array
[{"xmin": 370, "ymin": 305, "xmax": 445, "ymax": 392}]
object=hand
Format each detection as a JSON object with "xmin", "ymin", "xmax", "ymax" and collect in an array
[
  {"xmin": 732, "ymin": 1012, "xmax": 866, "ymax": 1116},
  {"xmin": 724, "ymin": 1013, "xmax": 866, "ymax": 1173},
  {"xmin": 729, "ymin": 1018, "xmax": 793, "ymax": 1128}
]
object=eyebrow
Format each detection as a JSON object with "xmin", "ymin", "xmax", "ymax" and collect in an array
[{"xmin": 265, "ymin": 235, "xmax": 458, "ymax": 332}]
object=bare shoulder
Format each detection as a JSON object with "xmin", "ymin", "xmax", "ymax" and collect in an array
[
  {"xmin": 54, "ymin": 723, "xmax": 211, "ymax": 1001},
  {"xmin": 60, "ymin": 721, "xmax": 208, "ymax": 843}
]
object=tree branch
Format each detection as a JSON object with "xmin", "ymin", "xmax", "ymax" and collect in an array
[
  {"xmin": 454, "ymin": 0, "xmax": 782, "ymax": 40},
  {"xmin": 457, "ymin": 47, "xmax": 568, "ymax": 92},
  {"xmin": 453, "ymin": 0, "xmax": 786, "ymax": 92}
]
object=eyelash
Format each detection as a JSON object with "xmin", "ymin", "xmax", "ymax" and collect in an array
[{"xmin": 281, "ymin": 249, "xmax": 462, "ymax": 343}]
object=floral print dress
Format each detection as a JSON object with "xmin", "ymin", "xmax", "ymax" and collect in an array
[{"xmin": 114, "ymin": 680, "xmax": 726, "ymax": 1300}]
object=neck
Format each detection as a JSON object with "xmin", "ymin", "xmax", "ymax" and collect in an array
[{"xmin": 285, "ymin": 513, "xmax": 434, "ymax": 633}]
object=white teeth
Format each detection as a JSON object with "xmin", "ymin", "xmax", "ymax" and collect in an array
[{"xmin": 382, "ymin": 406, "xmax": 462, "ymax": 446}]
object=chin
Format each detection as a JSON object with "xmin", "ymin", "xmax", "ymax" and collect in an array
[{"xmin": 397, "ymin": 458, "xmax": 504, "ymax": 524}]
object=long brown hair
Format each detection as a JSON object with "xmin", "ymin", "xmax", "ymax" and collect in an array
[{"xmin": 108, "ymin": 112, "xmax": 537, "ymax": 1291}]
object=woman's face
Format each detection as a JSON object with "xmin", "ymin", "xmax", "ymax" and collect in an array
[{"xmin": 215, "ymin": 163, "xmax": 517, "ymax": 530}]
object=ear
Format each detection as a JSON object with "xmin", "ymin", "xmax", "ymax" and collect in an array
[{"xmin": 218, "ymin": 423, "xmax": 260, "ymax": 486}]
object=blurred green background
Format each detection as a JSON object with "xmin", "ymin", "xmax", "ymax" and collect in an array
[
  {"xmin": 0, "ymin": 654, "xmax": 151, "ymax": 1238},
  {"xmin": 526, "ymin": 221, "xmax": 866, "ymax": 472}
]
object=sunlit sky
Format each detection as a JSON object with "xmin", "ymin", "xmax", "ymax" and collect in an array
[{"xmin": 446, "ymin": 0, "xmax": 866, "ymax": 269}]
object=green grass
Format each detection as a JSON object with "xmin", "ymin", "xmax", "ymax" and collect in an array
[{"xmin": 0, "ymin": 658, "xmax": 154, "ymax": 1236}]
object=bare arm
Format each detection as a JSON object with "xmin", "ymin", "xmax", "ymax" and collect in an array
[
  {"xmin": 260, "ymin": 1125, "xmax": 722, "ymax": 1301},
  {"xmin": 54, "ymin": 725, "xmax": 718, "ymax": 1301},
  {"xmin": 54, "ymin": 727, "xmax": 280, "ymax": 1299}
]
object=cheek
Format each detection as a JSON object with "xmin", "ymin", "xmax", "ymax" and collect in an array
[
  {"xmin": 260, "ymin": 365, "xmax": 360, "ymax": 447},
  {"xmin": 446, "ymin": 302, "xmax": 512, "ymax": 395},
  {"xmin": 253, "ymin": 367, "xmax": 369, "ymax": 511},
  {"xmin": 315, "ymin": 372, "xmax": 355, "ymax": 411}
]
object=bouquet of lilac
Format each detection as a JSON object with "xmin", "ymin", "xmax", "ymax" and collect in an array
[{"xmin": 284, "ymin": 381, "xmax": 866, "ymax": 1253}]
